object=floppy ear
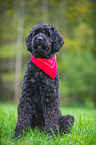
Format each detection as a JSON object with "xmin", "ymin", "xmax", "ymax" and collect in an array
[
  {"xmin": 52, "ymin": 26, "xmax": 64, "ymax": 53},
  {"xmin": 25, "ymin": 27, "xmax": 36, "ymax": 52}
]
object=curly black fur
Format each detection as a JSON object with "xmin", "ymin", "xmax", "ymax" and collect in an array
[{"xmin": 14, "ymin": 24, "xmax": 74, "ymax": 137}]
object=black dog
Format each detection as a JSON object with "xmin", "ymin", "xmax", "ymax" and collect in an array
[{"xmin": 15, "ymin": 24, "xmax": 74, "ymax": 137}]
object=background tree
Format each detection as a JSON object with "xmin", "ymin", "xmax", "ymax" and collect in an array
[{"xmin": 14, "ymin": 0, "xmax": 25, "ymax": 103}]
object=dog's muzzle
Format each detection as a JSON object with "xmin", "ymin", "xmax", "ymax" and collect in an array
[
  {"xmin": 33, "ymin": 36, "xmax": 47, "ymax": 50},
  {"xmin": 37, "ymin": 37, "xmax": 43, "ymax": 42}
]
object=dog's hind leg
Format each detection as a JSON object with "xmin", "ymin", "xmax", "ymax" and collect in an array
[{"xmin": 59, "ymin": 115, "xmax": 74, "ymax": 134}]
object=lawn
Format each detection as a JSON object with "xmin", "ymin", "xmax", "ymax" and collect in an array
[{"xmin": 0, "ymin": 103, "xmax": 96, "ymax": 145}]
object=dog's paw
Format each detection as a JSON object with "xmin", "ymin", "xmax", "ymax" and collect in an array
[{"xmin": 59, "ymin": 115, "xmax": 74, "ymax": 134}]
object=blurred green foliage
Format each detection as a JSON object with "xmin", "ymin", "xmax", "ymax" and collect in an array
[
  {"xmin": 0, "ymin": 0, "xmax": 96, "ymax": 107},
  {"xmin": 58, "ymin": 52, "xmax": 96, "ymax": 107}
]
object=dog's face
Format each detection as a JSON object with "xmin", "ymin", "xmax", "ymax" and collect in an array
[
  {"xmin": 31, "ymin": 30, "xmax": 52, "ymax": 58},
  {"xmin": 25, "ymin": 24, "xmax": 64, "ymax": 58}
]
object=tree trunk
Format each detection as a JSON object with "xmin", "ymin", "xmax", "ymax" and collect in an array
[
  {"xmin": 14, "ymin": 0, "xmax": 25, "ymax": 103},
  {"xmin": 42, "ymin": 0, "xmax": 49, "ymax": 23}
]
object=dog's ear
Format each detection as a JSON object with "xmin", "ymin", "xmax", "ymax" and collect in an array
[
  {"xmin": 25, "ymin": 32, "xmax": 32, "ymax": 52},
  {"xmin": 25, "ymin": 28, "xmax": 35, "ymax": 52},
  {"xmin": 52, "ymin": 26, "xmax": 64, "ymax": 53}
]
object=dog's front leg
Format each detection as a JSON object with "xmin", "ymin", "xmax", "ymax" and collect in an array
[
  {"xmin": 15, "ymin": 96, "xmax": 34, "ymax": 138},
  {"xmin": 43, "ymin": 106, "xmax": 59, "ymax": 136},
  {"xmin": 14, "ymin": 75, "xmax": 35, "ymax": 138}
]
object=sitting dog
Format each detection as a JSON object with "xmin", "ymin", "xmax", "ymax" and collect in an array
[{"xmin": 15, "ymin": 24, "xmax": 74, "ymax": 137}]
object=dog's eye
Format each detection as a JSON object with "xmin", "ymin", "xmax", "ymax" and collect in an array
[
  {"xmin": 35, "ymin": 29, "xmax": 40, "ymax": 35},
  {"xmin": 47, "ymin": 31, "xmax": 50, "ymax": 37}
]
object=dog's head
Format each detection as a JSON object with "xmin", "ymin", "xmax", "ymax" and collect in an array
[{"xmin": 25, "ymin": 24, "xmax": 64, "ymax": 58}]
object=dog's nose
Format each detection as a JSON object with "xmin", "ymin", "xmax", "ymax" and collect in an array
[{"xmin": 37, "ymin": 37, "xmax": 43, "ymax": 42}]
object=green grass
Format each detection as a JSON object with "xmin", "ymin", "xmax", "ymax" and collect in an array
[{"xmin": 0, "ymin": 103, "xmax": 96, "ymax": 145}]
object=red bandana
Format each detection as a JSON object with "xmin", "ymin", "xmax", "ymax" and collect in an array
[{"xmin": 31, "ymin": 54, "xmax": 57, "ymax": 79}]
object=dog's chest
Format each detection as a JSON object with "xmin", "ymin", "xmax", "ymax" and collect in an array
[{"xmin": 28, "ymin": 61, "xmax": 59, "ymax": 96}]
